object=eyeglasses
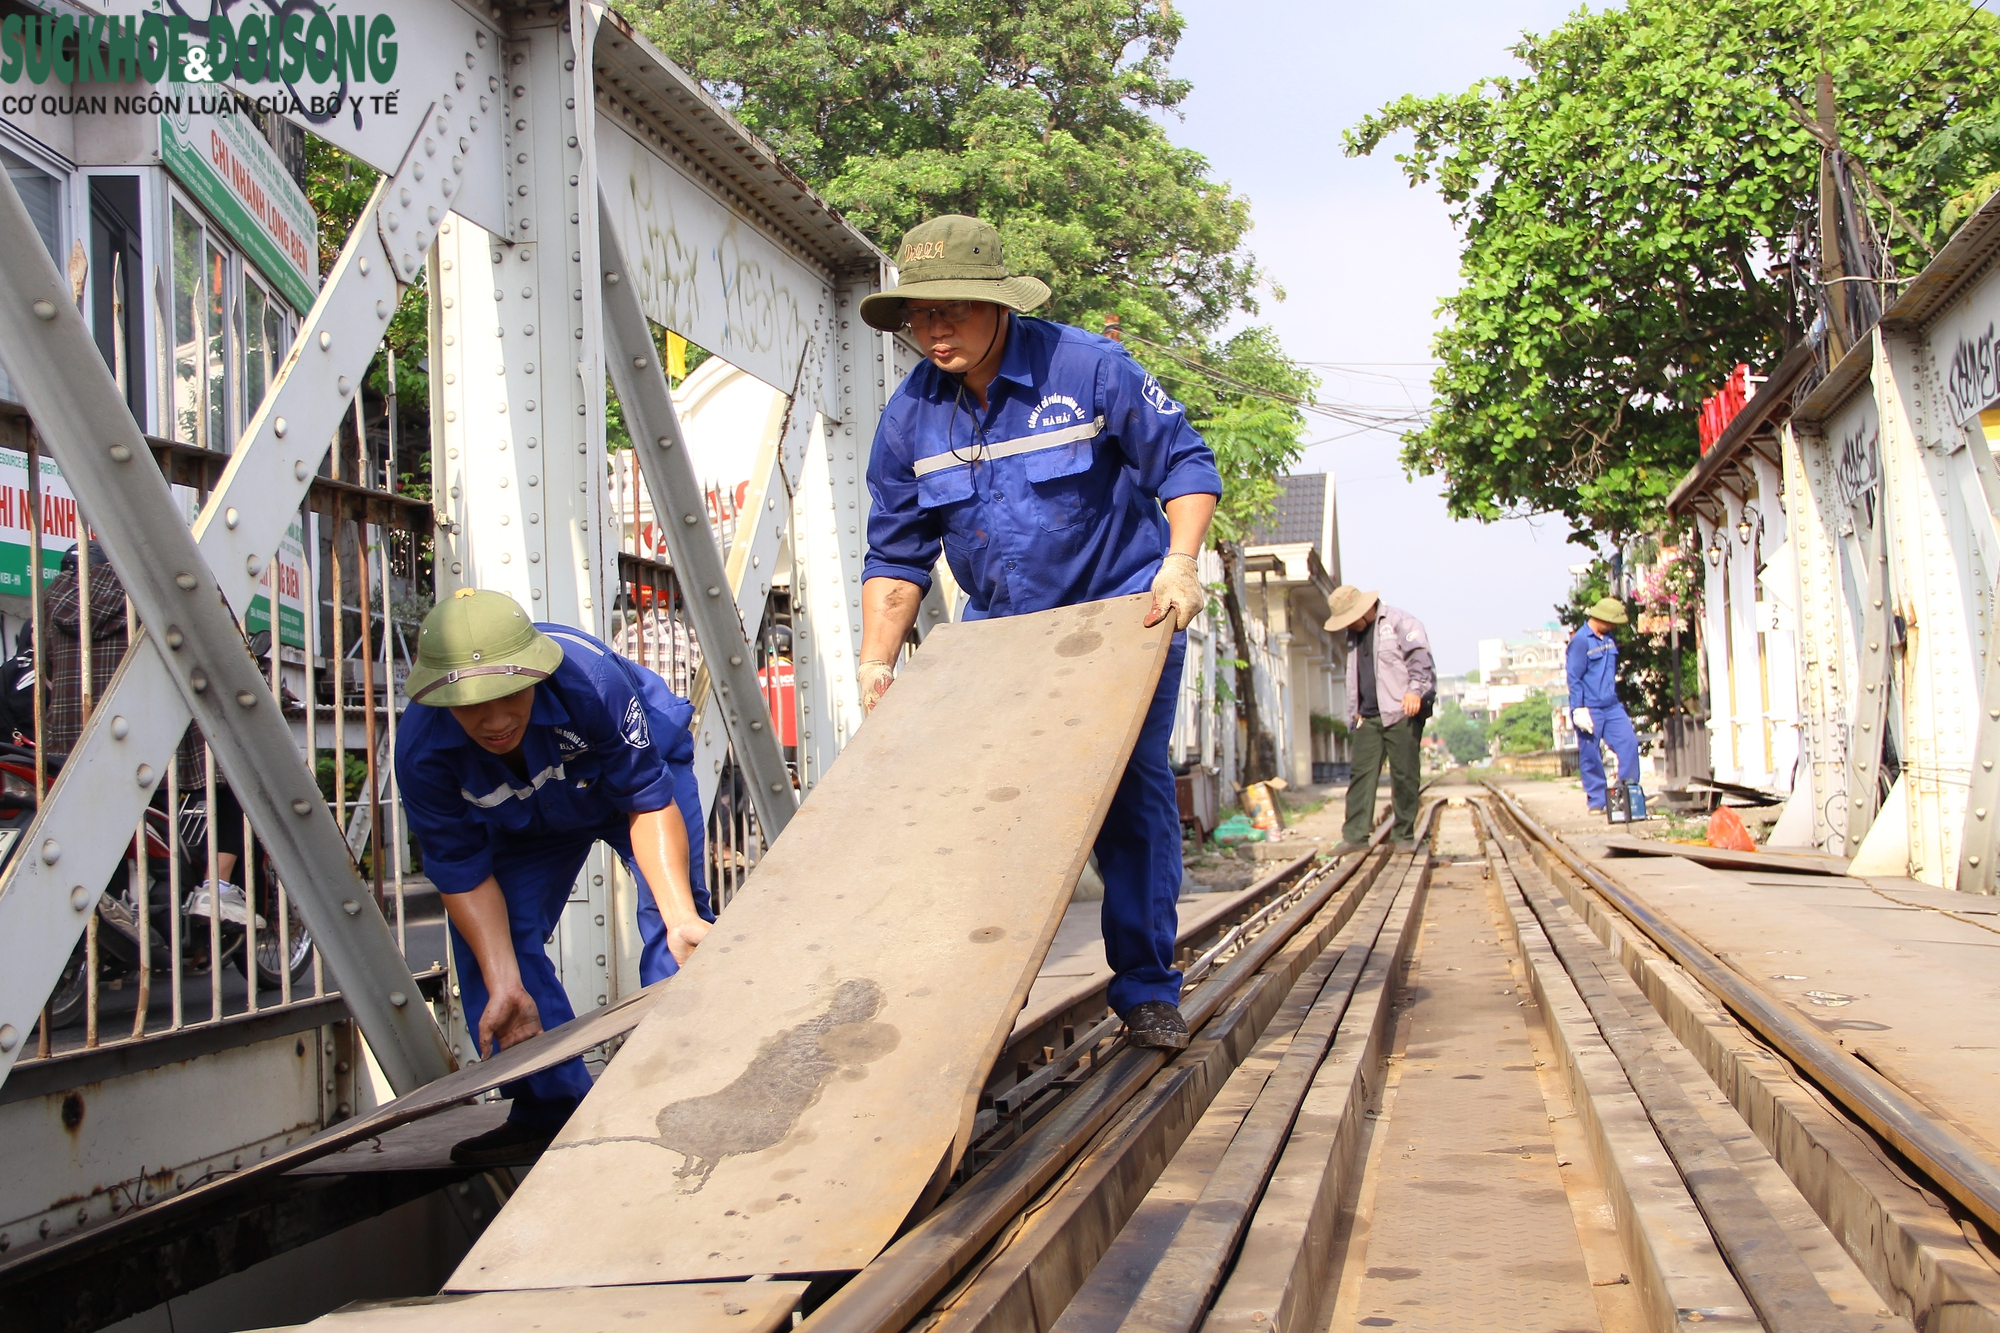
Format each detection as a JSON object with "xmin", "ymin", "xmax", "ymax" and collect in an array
[{"xmin": 901, "ymin": 300, "xmax": 981, "ymax": 334}]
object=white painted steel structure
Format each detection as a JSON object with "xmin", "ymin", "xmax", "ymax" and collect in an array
[
  {"xmin": 0, "ymin": 0, "xmax": 933, "ymax": 1287},
  {"xmin": 1676, "ymin": 188, "xmax": 2000, "ymax": 889}
]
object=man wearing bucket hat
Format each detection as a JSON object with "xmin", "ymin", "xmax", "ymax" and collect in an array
[
  {"xmin": 1324, "ymin": 586, "xmax": 1434, "ymax": 854},
  {"xmin": 1567, "ymin": 596, "xmax": 1641, "ymax": 813},
  {"xmin": 856, "ymin": 214, "xmax": 1221, "ymax": 1052},
  {"xmin": 395, "ymin": 589, "xmax": 711, "ymax": 1166}
]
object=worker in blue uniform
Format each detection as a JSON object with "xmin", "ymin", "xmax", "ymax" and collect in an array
[
  {"xmin": 1567, "ymin": 596, "xmax": 1642, "ymax": 813},
  {"xmin": 856, "ymin": 214, "xmax": 1221, "ymax": 1053},
  {"xmin": 395, "ymin": 589, "xmax": 711, "ymax": 1166}
]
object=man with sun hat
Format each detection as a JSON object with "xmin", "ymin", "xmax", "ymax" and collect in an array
[
  {"xmin": 1568, "ymin": 595, "xmax": 1641, "ymax": 813},
  {"xmin": 395, "ymin": 588, "xmax": 711, "ymax": 1165},
  {"xmin": 854, "ymin": 213, "xmax": 1222, "ymax": 1053}
]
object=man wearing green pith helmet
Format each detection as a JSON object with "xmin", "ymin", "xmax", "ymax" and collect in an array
[{"xmin": 395, "ymin": 589, "xmax": 711, "ymax": 1167}]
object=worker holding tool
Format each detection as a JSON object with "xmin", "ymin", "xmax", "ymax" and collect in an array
[
  {"xmin": 396, "ymin": 589, "xmax": 711, "ymax": 1166},
  {"xmin": 1568, "ymin": 596, "xmax": 1642, "ymax": 814},
  {"xmin": 855, "ymin": 214, "xmax": 1221, "ymax": 1054},
  {"xmin": 1324, "ymin": 586, "xmax": 1434, "ymax": 854}
]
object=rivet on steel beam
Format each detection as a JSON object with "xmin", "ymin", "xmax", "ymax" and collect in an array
[
  {"xmin": 295, "ymin": 460, "xmax": 309, "ymax": 481},
  {"xmin": 71, "ymin": 885, "xmax": 89, "ymax": 910},
  {"xmin": 108, "ymin": 444, "xmax": 130, "ymax": 462},
  {"xmin": 164, "ymin": 627, "xmax": 184, "ymax": 649},
  {"xmin": 389, "ymin": 991, "xmax": 408, "ymax": 1008},
  {"xmin": 377, "ymin": 301, "xmax": 389, "ymax": 320},
  {"xmin": 274, "ymin": 417, "xmax": 288, "ymax": 438},
  {"xmin": 236, "ymin": 690, "xmax": 258, "ymax": 709},
  {"xmin": 41, "ymin": 839, "xmax": 59, "ymax": 864},
  {"xmin": 189, "ymin": 670, "xmax": 209, "ymax": 694},
  {"xmin": 658, "ymin": 437, "xmax": 672, "ymax": 449},
  {"xmin": 633, "ymin": 357, "xmax": 648, "ymax": 369},
  {"xmin": 683, "ymin": 513, "xmax": 698, "ymax": 525},
  {"xmin": 1978, "ymin": 809, "xmax": 1988, "ymax": 820},
  {"xmin": 31, "ymin": 299, "xmax": 55, "ymax": 320},
  {"xmin": 293, "ymin": 799, "xmax": 313, "ymax": 815},
  {"xmin": 337, "ymin": 377, "xmax": 352, "ymax": 398},
  {"xmin": 342, "ymin": 899, "xmax": 360, "ymax": 916},
  {"xmin": 359, "ymin": 256, "xmax": 371, "ymax": 276},
  {"xmin": 0, "ymin": 1024, "xmax": 16, "ymax": 1053},
  {"xmin": 110, "ymin": 715, "xmax": 129, "ymax": 740},
  {"xmin": 319, "ymin": 331, "xmax": 332, "ymax": 351},
  {"xmin": 606, "ymin": 272, "xmax": 621, "ymax": 284},
  {"xmin": 1975, "ymin": 856, "xmax": 1984, "ymax": 867},
  {"xmin": 175, "ymin": 572, "xmax": 197, "ymax": 590},
  {"xmin": 729, "ymin": 655, "xmax": 742, "ymax": 666},
  {"xmin": 246, "ymin": 555, "xmax": 263, "ymax": 576},
  {"xmin": 135, "ymin": 764, "xmax": 153, "ymax": 787},
  {"xmin": 751, "ymin": 720, "xmax": 764, "ymax": 731}
]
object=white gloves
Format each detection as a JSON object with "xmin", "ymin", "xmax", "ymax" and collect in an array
[
  {"xmin": 1147, "ymin": 552, "xmax": 1204, "ymax": 631},
  {"xmin": 1571, "ymin": 707, "xmax": 1593, "ymax": 734},
  {"xmin": 859, "ymin": 659, "xmax": 895, "ymax": 714}
]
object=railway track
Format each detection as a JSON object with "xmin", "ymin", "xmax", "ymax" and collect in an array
[{"xmin": 800, "ymin": 786, "xmax": 2000, "ymax": 1333}]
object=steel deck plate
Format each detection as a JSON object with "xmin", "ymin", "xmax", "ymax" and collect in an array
[
  {"xmin": 451, "ymin": 595, "xmax": 1169, "ymax": 1289},
  {"xmin": 262, "ymin": 1282, "xmax": 808, "ymax": 1332}
]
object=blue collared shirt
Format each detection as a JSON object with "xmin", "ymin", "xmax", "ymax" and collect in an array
[
  {"xmin": 395, "ymin": 625, "xmax": 695, "ymax": 894},
  {"xmin": 863, "ymin": 316, "xmax": 1222, "ymax": 618},
  {"xmin": 1566, "ymin": 624, "xmax": 1622, "ymax": 710}
]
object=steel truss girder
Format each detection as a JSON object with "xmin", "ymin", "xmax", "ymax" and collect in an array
[
  {"xmin": 599, "ymin": 208, "xmax": 797, "ymax": 837},
  {"xmin": 1957, "ymin": 439, "xmax": 2000, "ymax": 890},
  {"xmin": 0, "ymin": 88, "xmax": 496, "ymax": 1091}
]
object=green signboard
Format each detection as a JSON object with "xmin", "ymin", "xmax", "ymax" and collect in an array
[{"xmin": 159, "ymin": 84, "xmax": 318, "ymax": 313}]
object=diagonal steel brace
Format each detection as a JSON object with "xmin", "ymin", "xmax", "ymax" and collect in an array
[
  {"xmin": 0, "ymin": 103, "xmax": 486, "ymax": 1091},
  {"xmin": 599, "ymin": 207, "xmax": 797, "ymax": 839}
]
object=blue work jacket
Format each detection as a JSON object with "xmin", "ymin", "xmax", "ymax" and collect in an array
[
  {"xmin": 395, "ymin": 625, "xmax": 696, "ymax": 894},
  {"xmin": 1566, "ymin": 624, "xmax": 1624, "ymax": 711},
  {"xmin": 863, "ymin": 316, "xmax": 1222, "ymax": 618}
]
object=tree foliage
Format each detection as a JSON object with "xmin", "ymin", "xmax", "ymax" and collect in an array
[
  {"xmin": 1433, "ymin": 696, "xmax": 1490, "ymax": 764},
  {"xmin": 1346, "ymin": 0, "xmax": 2000, "ymax": 541},
  {"xmin": 625, "ymin": 0, "xmax": 1263, "ymax": 340},
  {"xmin": 1492, "ymin": 689, "xmax": 1555, "ymax": 755}
]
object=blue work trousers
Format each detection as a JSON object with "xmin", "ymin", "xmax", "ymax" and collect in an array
[
  {"xmin": 450, "ymin": 797, "xmax": 710, "ymax": 1130},
  {"xmin": 1096, "ymin": 635, "xmax": 1187, "ymax": 1015},
  {"xmin": 1577, "ymin": 704, "xmax": 1641, "ymax": 810}
]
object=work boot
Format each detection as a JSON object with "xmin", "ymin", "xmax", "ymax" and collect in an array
[
  {"xmin": 1329, "ymin": 841, "xmax": 1369, "ymax": 858},
  {"xmin": 1123, "ymin": 1001, "xmax": 1190, "ymax": 1052},
  {"xmin": 1393, "ymin": 837, "xmax": 1423, "ymax": 852},
  {"xmin": 451, "ymin": 1119, "xmax": 555, "ymax": 1168}
]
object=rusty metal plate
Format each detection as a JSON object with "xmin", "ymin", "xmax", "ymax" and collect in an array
[
  {"xmin": 451, "ymin": 595, "xmax": 1169, "ymax": 1289},
  {"xmin": 270, "ymin": 1282, "xmax": 807, "ymax": 1332}
]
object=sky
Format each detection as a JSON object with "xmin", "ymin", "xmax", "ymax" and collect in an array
[{"xmin": 1162, "ymin": 0, "xmax": 1589, "ymax": 672}]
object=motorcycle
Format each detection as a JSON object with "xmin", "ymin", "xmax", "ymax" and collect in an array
[{"xmin": 0, "ymin": 741, "xmax": 316, "ymax": 1030}]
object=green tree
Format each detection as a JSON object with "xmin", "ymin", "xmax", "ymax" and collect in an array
[
  {"xmin": 625, "ymin": 0, "xmax": 1262, "ymax": 341},
  {"xmin": 1433, "ymin": 696, "xmax": 1489, "ymax": 765},
  {"xmin": 1346, "ymin": 0, "xmax": 2000, "ymax": 541},
  {"xmin": 1492, "ymin": 690, "xmax": 1555, "ymax": 755}
]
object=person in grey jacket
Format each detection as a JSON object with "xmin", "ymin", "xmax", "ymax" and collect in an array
[{"xmin": 1324, "ymin": 586, "xmax": 1434, "ymax": 851}]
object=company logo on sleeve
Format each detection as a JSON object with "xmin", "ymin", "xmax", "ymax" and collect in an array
[
  {"xmin": 1139, "ymin": 374, "xmax": 1183, "ymax": 416},
  {"xmin": 622, "ymin": 698, "xmax": 652, "ymax": 750}
]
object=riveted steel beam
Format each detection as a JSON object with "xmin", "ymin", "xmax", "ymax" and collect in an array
[
  {"xmin": 598, "ymin": 209, "xmax": 797, "ymax": 838},
  {"xmin": 0, "ymin": 89, "xmax": 493, "ymax": 1092}
]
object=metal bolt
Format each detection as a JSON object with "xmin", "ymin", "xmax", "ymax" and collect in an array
[
  {"xmin": 69, "ymin": 885, "xmax": 87, "ymax": 910},
  {"xmin": 683, "ymin": 514, "xmax": 698, "ymax": 525},
  {"xmin": 658, "ymin": 437, "xmax": 672, "ymax": 449},
  {"xmin": 225, "ymin": 507, "xmax": 240, "ymax": 529},
  {"xmin": 337, "ymin": 376, "xmax": 352, "ymax": 397},
  {"xmin": 108, "ymin": 444, "xmax": 130, "ymax": 462},
  {"xmin": 751, "ymin": 720, "xmax": 764, "ymax": 731},
  {"xmin": 707, "ymin": 586, "xmax": 721, "ymax": 597},
  {"xmin": 633, "ymin": 356, "xmax": 648, "ymax": 369},
  {"xmin": 110, "ymin": 715, "xmax": 129, "ymax": 740},
  {"xmin": 606, "ymin": 272, "xmax": 621, "ymax": 284},
  {"xmin": 164, "ymin": 628, "xmax": 184, "ymax": 649},
  {"xmin": 246, "ymin": 555, "xmax": 263, "ymax": 577},
  {"xmin": 319, "ymin": 331, "xmax": 332, "ymax": 351},
  {"xmin": 189, "ymin": 670, "xmax": 209, "ymax": 693},
  {"xmin": 175, "ymin": 572, "xmax": 197, "ymax": 590},
  {"xmin": 292, "ymin": 799, "xmax": 313, "ymax": 815},
  {"xmin": 274, "ymin": 417, "xmax": 288, "ymax": 438},
  {"xmin": 377, "ymin": 301, "xmax": 389, "ymax": 320},
  {"xmin": 236, "ymin": 690, "xmax": 258, "ymax": 709},
  {"xmin": 135, "ymin": 764, "xmax": 153, "ymax": 787},
  {"xmin": 342, "ymin": 900, "xmax": 361, "ymax": 916},
  {"xmin": 389, "ymin": 991, "xmax": 408, "ymax": 1008},
  {"xmin": 31, "ymin": 299, "xmax": 56, "ymax": 320},
  {"xmin": 295, "ymin": 460, "xmax": 309, "ymax": 481},
  {"xmin": 41, "ymin": 840, "xmax": 59, "ymax": 864},
  {"xmin": 0, "ymin": 1024, "xmax": 17, "ymax": 1053}
]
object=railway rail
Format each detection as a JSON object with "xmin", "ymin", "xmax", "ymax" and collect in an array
[{"xmin": 801, "ymin": 785, "xmax": 1998, "ymax": 1333}]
